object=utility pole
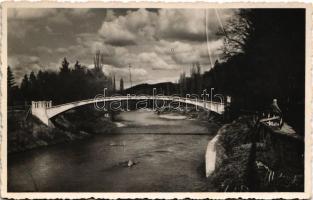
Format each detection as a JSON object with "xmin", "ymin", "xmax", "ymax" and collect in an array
[
  {"xmin": 113, "ymin": 74, "xmax": 116, "ymax": 92},
  {"xmin": 128, "ymin": 64, "xmax": 132, "ymax": 88}
]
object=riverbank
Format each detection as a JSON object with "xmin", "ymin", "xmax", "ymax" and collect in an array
[
  {"xmin": 209, "ymin": 116, "xmax": 304, "ymax": 192},
  {"xmin": 8, "ymin": 105, "xmax": 115, "ymax": 153}
]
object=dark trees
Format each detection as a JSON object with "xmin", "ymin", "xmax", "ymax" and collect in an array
[
  {"xmin": 60, "ymin": 58, "xmax": 70, "ymax": 74},
  {"xmin": 13, "ymin": 55, "xmax": 115, "ymax": 105},
  {"xmin": 119, "ymin": 77, "xmax": 124, "ymax": 94},
  {"xmin": 219, "ymin": 9, "xmax": 304, "ymax": 107},
  {"xmin": 176, "ymin": 9, "xmax": 305, "ymax": 131},
  {"xmin": 20, "ymin": 75, "xmax": 30, "ymax": 102},
  {"xmin": 7, "ymin": 66, "xmax": 18, "ymax": 106},
  {"xmin": 7, "ymin": 66, "xmax": 15, "ymax": 88},
  {"xmin": 215, "ymin": 9, "xmax": 305, "ymax": 131}
]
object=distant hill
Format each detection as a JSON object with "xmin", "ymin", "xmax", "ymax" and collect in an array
[{"xmin": 124, "ymin": 82, "xmax": 179, "ymax": 95}]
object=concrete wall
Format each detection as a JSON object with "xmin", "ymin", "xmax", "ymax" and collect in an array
[{"xmin": 205, "ymin": 133, "xmax": 221, "ymax": 177}]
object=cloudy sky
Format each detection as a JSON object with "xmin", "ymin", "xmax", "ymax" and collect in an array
[{"xmin": 8, "ymin": 8, "xmax": 235, "ymax": 88}]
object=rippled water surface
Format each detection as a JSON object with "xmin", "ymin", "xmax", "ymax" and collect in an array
[{"xmin": 8, "ymin": 110, "xmax": 217, "ymax": 192}]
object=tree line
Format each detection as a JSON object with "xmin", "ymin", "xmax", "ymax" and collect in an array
[
  {"xmin": 177, "ymin": 9, "xmax": 304, "ymax": 132},
  {"xmin": 8, "ymin": 52, "xmax": 125, "ymax": 106}
]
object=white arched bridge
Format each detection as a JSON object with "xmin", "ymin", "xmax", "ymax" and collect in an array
[{"xmin": 31, "ymin": 95, "xmax": 225, "ymax": 126}]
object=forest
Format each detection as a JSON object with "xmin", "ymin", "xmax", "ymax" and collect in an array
[
  {"xmin": 180, "ymin": 9, "xmax": 304, "ymax": 132},
  {"xmin": 8, "ymin": 51, "xmax": 124, "ymax": 106}
]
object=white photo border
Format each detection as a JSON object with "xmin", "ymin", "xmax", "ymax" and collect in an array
[{"xmin": 0, "ymin": 2, "xmax": 312, "ymax": 199}]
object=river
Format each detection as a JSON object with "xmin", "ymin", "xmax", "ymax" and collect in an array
[{"xmin": 8, "ymin": 110, "xmax": 218, "ymax": 192}]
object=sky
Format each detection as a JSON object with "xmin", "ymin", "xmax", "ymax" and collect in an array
[{"xmin": 8, "ymin": 8, "xmax": 235, "ymax": 88}]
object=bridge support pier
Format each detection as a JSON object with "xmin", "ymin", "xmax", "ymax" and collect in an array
[{"xmin": 31, "ymin": 101, "xmax": 52, "ymax": 126}]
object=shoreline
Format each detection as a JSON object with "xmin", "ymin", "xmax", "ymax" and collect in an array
[{"xmin": 8, "ymin": 107, "xmax": 221, "ymax": 154}]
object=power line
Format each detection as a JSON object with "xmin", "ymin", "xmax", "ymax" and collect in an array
[
  {"xmin": 205, "ymin": 9, "xmax": 214, "ymax": 69},
  {"xmin": 214, "ymin": 9, "xmax": 228, "ymax": 40}
]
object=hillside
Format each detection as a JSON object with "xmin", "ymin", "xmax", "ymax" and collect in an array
[{"xmin": 125, "ymin": 82, "xmax": 179, "ymax": 95}]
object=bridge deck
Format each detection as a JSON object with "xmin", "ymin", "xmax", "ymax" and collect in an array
[
  {"xmin": 31, "ymin": 96, "xmax": 225, "ymax": 126},
  {"xmin": 49, "ymin": 96, "xmax": 224, "ymax": 109}
]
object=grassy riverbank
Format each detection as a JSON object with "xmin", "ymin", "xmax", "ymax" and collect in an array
[
  {"xmin": 210, "ymin": 116, "xmax": 304, "ymax": 192},
  {"xmin": 8, "ymin": 106, "xmax": 115, "ymax": 153}
]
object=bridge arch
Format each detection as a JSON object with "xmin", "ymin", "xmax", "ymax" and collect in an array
[{"xmin": 31, "ymin": 96, "xmax": 225, "ymax": 126}]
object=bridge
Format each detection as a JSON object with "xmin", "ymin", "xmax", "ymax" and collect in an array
[{"xmin": 31, "ymin": 96, "xmax": 225, "ymax": 126}]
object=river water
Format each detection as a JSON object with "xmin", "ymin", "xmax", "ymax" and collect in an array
[{"xmin": 8, "ymin": 110, "xmax": 218, "ymax": 192}]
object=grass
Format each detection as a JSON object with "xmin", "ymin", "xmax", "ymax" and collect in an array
[{"xmin": 210, "ymin": 115, "xmax": 304, "ymax": 192}]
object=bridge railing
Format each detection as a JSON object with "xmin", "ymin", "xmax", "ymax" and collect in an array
[{"xmin": 48, "ymin": 96, "xmax": 224, "ymax": 109}]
